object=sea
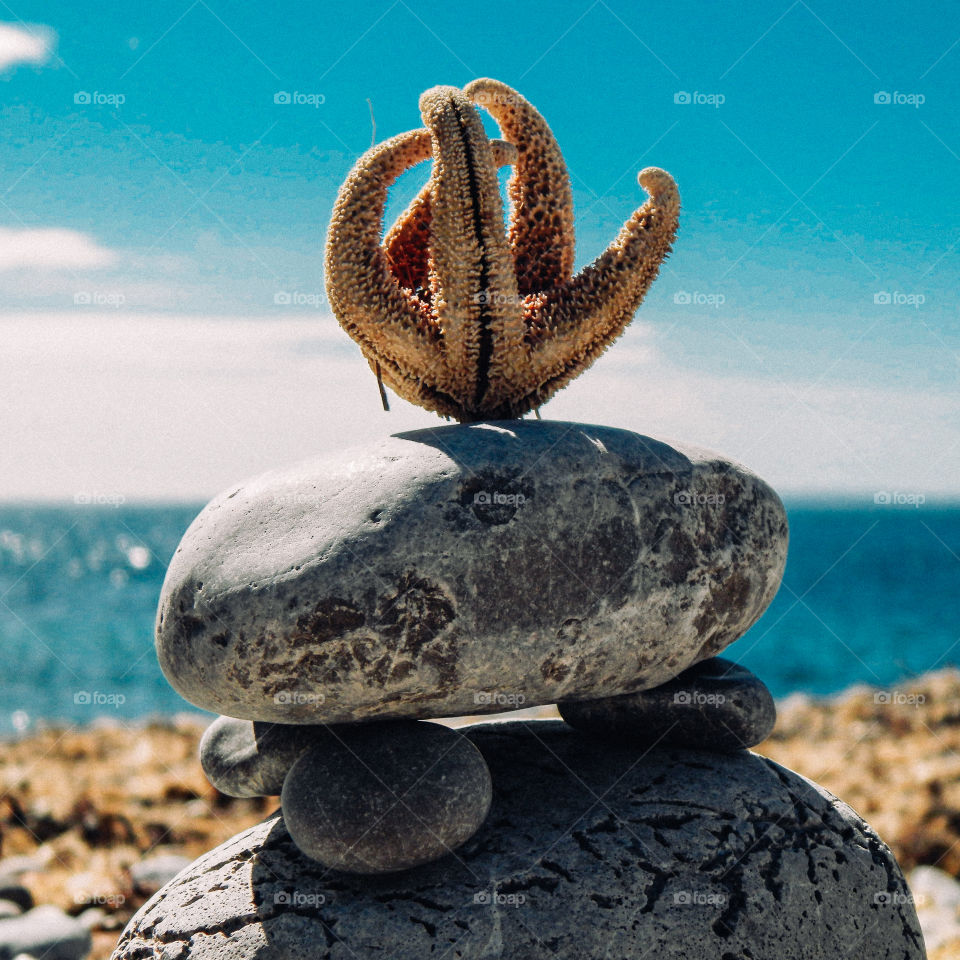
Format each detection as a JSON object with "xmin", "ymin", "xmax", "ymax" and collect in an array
[{"xmin": 0, "ymin": 500, "xmax": 957, "ymax": 736}]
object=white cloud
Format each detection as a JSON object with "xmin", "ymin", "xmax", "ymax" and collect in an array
[
  {"xmin": 0, "ymin": 312, "xmax": 956, "ymax": 501},
  {"xmin": 0, "ymin": 23, "xmax": 53, "ymax": 72},
  {"xmin": 0, "ymin": 228, "xmax": 117, "ymax": 271}
]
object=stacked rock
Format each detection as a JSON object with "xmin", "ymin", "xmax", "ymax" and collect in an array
[
  {"xmin": 156, "ymin": 422, "xmax": 786, "ymax": 871},
  {"xmin": 111, "ymin": 422, "xmax": 927, "ymax": 958}
]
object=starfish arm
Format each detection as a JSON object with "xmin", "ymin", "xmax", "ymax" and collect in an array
[
  {"xmin": 419, "ymin": 86, "xmax": 526, "ymax": 417},
  {"xmin": 383, "ymin": 139, "xmax": 518, "ymax": 298},
  {"xmin": 324, "ymin": 128, "xmax": 458, "ymax": 410},
  {"xmin": 464, "ymin": 77, "xmax": 575, "ymax": 295},
  {"xmin": 521, "ymin": 167, "xmax": 680, "ymax": 411}
]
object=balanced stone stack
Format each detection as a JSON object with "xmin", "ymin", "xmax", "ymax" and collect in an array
[{"xmin": 113, "ymin": 422, "xmax": 926, "ymax": 958}]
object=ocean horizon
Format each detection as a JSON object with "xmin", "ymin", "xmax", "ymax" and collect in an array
[{"xmin": 1, "ymin": 497, "xmax": 957, "ymax": 736}]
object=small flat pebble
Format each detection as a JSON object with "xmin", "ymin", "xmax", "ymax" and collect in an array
[
  {"xmin": 0, "ymin": 905, "xmax": 91, "ymax": 960},
  {"xmin": 280, "ymin": 720, "xmax": 492, "ymax": 874},
  {"xmin": 200, "ymin": 716, "xmax": 330, "ymax": 798},
  {"xmin": 558, "ymin": 656, "xmax": 776, "ymax": 750}
]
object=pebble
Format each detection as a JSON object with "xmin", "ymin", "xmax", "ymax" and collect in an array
[
  {"xmin": 129, "ymin": 854, "xmax": 192, "ymax": 897},
  {"xmin": 558, "ymin": 656, "xmax": 776, "ymax": 750},
  {"xmin": 113, "ymin": 721, "xmax": 923, "ymax": 960},
  {"xmin": 156, "ymin": 421, "xmax": 788, "ymax": 724},
  {"xmin": 0, "ymin": 905, "xmax": 91, "ymax": 960},
  {"xmin": 200, "ymin": 716, "xmax": 327, "ymax": 797},
  {"xmin": 280, "ymin": 720, "xmax": 492, "ymax": 874}
]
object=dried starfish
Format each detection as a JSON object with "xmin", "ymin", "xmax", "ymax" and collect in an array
[{"xmin": 325, "ymin": 78, "xmax": 679, "ymax": 421}]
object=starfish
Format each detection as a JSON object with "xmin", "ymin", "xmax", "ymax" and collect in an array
[{"xmin": 325, "ymin": 78, "xmax": 679, "ymax": 421}]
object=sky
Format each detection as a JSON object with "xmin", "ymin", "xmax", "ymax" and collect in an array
[{"xmin": 0, "ymin": 0, "xmax": 957, "ymax": 500}]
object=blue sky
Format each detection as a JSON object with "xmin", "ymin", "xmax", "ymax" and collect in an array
[{"xmin": 0, "ymin": 0, "xmax": 957, "ymax": 498}]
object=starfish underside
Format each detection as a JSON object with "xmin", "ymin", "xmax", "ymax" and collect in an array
[{"xmin": 325, "ymin": 78, "xmax": 680, "ymax": 421}]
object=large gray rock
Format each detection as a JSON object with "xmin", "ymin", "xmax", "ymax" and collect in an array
[
  {"xmin": 157, "ymin": 422, "xmax": 788, "ymax": 724},
  {"xmin": 112, "ymin": 721, "xmax": 924, "ymax": 960},
  {"xmin": 281, "ymin": 721, "xmax": 492, "ymax": 873},
  {"xmin": 559, "ymin": 656, "xmax": 776, "ymax": 750}
]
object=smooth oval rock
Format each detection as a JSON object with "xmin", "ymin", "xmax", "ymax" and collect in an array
[
  {"xmin": 280, "ymin": 720, "xmax": 492, "ymax": 874},
  {"xmin": 559, "ymin": 656, "xmax": 776, "ymax": 750},
  {"xmin": 113, "ymin": 721, "xmax": 923, "ymax": 960},
  {"xmin": 0, "ymin": 906, "xmax": 91, "ymax": 960},
  {"xmin": 200, "ymin": 715, "xmax": 331, "ymax": 798},
  {"xmin": 156, "ymin": 421, "xmax": 788, "ymax": 723}
]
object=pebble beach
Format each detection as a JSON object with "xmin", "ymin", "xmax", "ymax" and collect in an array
[{"xmin": 2, "ymin": 670, "xmax": 960, "ymax": 959}]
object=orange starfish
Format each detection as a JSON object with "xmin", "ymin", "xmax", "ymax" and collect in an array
[{"xmin": 325, "ymin": 78, "xmax": 679, "ymax": 421}]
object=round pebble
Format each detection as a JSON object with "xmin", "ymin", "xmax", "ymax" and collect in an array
[
  {"xmin": 559, "ymin": 656, "xmax": 776, "ymax": 750},
  {"xmin": 280, "ymin": 720, "xmax": 492, "ymax": 874},
  {"xmin": 200, "ymin": 716, "xmax": 329, "ymax": 798}
]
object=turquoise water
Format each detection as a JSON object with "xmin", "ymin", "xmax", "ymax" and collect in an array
[{"xmin": 0, "ymin": 501, "xmax": 957, "ymax": 735}]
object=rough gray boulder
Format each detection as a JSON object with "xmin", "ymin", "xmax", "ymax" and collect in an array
[
  {"xmin": 112, "ymin": 721, "xmax": 924, "ymax": 959},
  {"xmin": 156, "ymin": 421, "xmax": 788, "ymax": 724}
]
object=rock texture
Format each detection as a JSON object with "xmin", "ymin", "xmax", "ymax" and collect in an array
[
  {"xmin": 559, "ymin": 656, "xmax": 776, "ymax": 750},
  {"xmin": 281, "ymin": 721, "xmax": 492, "ymax": 873},
  {"xmin": 156, "ymin": 421, "xmax": 788, "ymax": 724},
  {"xmin": 113, "ymin": 721, "xmax": 924, "ymax": 960}
]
